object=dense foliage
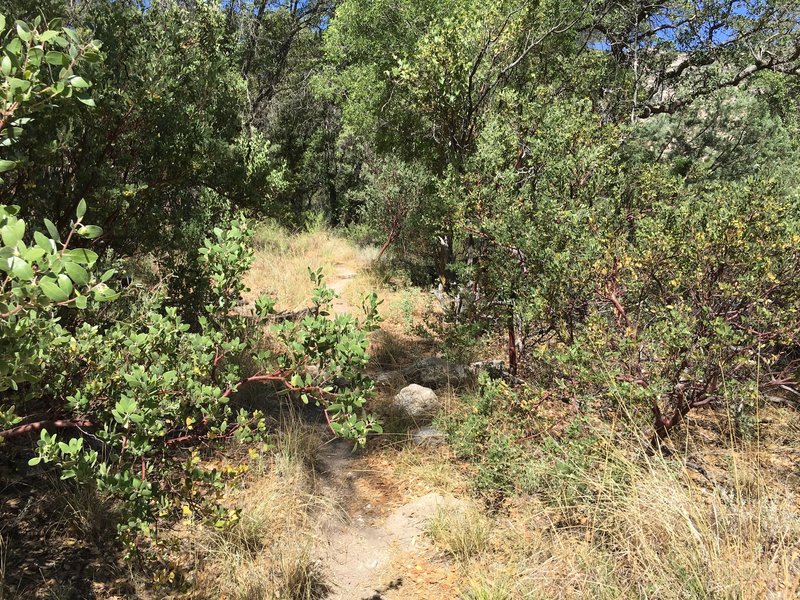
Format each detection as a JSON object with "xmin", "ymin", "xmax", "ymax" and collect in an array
[
  {"xmin": 0, "ymin": 11, "xmax": 381, "ymax": 551},
  {"xmin": 1, "ymin": 0, "xmax": 799, "ymax": 563},
  {"xmin": 323, "ymin": 0, "xmax": 800, "ymax": 442}
]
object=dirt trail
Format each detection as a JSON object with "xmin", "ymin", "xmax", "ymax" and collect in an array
[
  {"xmin": 312, "ymin": 264, "xmax": 458, "ymax": 600},
  {"xmin": 328, "ymin": 264, "xmax": 358, "ymax": 317}
]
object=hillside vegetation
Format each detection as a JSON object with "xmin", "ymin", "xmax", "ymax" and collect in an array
[{"xmin": 1, "ymin": 0, "xmax": 799, "ymax": 598}]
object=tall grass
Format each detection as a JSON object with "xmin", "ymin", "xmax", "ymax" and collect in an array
[
  {"xmin": 460, "ymin": 429, "xmax": 800, "ymax": 599},
  {"xmin": 0, "ymin": 534, "xmax": 6, "ymax": 600},
  {"xmin": 195, "ymin": 411, "xmax": 332, "ymax": 599},
  {"xmin": 428, "ymin": 505, "xmax": 491, "ymax": 562},
  {"xmin": 244, "ymin": 221, "xmax": 361, "ymax": 310}
]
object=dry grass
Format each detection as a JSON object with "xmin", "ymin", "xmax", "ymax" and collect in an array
[
  {"xmin": 391, "ymin": 445, "xmax": 470, "ymax": 495},
  {"xmin": 0, "ymin": 534, "xmax": 7, "ymax": 600},
  {"xmin": 428, "ymin": 504, "xmax": 491, "ymax": 563},
  {"xmin": 455, "ymin": 433, "xmax": 800, "ymax": 599},
  {"xmin": 192, "ymin": 413, "xmax": 332, "ymax": 599},
  {"xmin": 460, "ymin": 573, "xmax": 517, "ymax": 600},
  {"xmin": 42, "ymin": 475, "xmax": 119, "ymax": 543},
  {"xmin": 244, "ymin": 221, "xmax": 362, "ymax": 310}
]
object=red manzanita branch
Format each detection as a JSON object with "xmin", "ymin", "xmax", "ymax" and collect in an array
[
  {"xmin": 0, "ymin": 419, "xmax": 95, "ymax": 439},
  {"xmin": 165, "ymin": 423, "xmax": 242, "ymax": 446},
  {"xmin": 221, "ymin": 370, "xmax": 339, "ymax": 434},
  {"xmin": 606, "ymin": 289, "xmax": 630, "ymax": 329},
  {"xmin": 322, "ymin": 408, "xmax": 335, "ymax": 434},
  {"xmin": 222, "ymin": 370, "xmax": 338, "ymax": 400}
]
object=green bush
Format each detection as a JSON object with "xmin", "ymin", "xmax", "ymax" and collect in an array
[
  {"xmin": 441, "ymin": 377, "xmax": 541, "ymax": 498},
  {"xmin": 3, "ymin": 211, "xmax": 383, "ymax": 549},
  {"xmin": 442, "ymin": 377, "xmax": 632, "ymax": 511},
  {"xmin": 0, "ymin": 14, "xmax": 383, "ymax": 552},
  {"xmin": 323, "ymin": 0, "xmax": 800, "ymax": 446}
]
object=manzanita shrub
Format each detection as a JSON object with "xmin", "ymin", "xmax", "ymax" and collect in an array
[
  {"xmin": 0, "ymin": 14, "xmax": 383, "ymax": 552},
  {"xmin": 465, "ymin": 158, "xmax": 800, "ymax": 444},
  {"xmin": 1, "ymin": 13, "xmax": 110, "ymax": 413},
  {"xmin": 0, "ymin": 13, "xmax": 101, "ymax": 175},
  {"xmin": 2, "ymin": 211, "xmax": 383, "ymax": 549},
  {"xmin": 0, "ymin": 201, "xmax": 115, "ymax": 413}
]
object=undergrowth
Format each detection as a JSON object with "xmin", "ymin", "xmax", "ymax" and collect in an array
[{"xmin": 438, "ymin": 376, "xmax": 800, "ymax": 598}]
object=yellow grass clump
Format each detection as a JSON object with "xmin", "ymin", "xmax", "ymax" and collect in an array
[
  {"xmin": 458, "ymin": 434, "xmax": 800, "ymax": 599},
  {"xmin": 243, "ymin": 221, "xmax": 362, "ymax": 310}
]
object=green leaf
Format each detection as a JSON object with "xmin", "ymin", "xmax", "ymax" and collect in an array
[
  {"xmin": 38, "ymin": 30, "xmax": 58, "ymax": 42},
  {"xmin": 0, "ymin": 15, "xmax": 5, "ymax": 32},
  {"xmin": 28, "ymin": 456, "xmax": 41, "ymax": 466},
  {"xmin": 40, "ymin": 277, "xmax": 70, "ymax": 302},
  {"xmin": 34, "ymin": 231, "xmax": 55, "ymax": 252},
  {"xmin": 0, "ymin": 55, "xmax": 11, "ymax": 77},
  {"xmin": 63, "ymin": 27, "xmax": 80, "ymax": 44},
  {"xmin": 8, "ymin": 256, "xmax": 33, "ymax": 280},
  {"xmin": 43, "ymin": 219, "xmax": 60, "ymax": 242},
  {"xmin": 76, "ymin": 199, "xmax": 86, "ymax": 219},
  {"xmin": 64, "ymin": 261, "xmax": 89, "ymax": 285},
  {"xmin": 21, "ymin": 246, "xmax": 44, "ymax": 262},
  {"xmin": 64, "ymin": 248, "xmax": 98, "ymax": 265},
  {"xmin": 1, "ymin": 217, "xmax": 24, "ymax": 246},
  {"xmin": 83, "ymin": 50, "xmax": 102, "ymax": 63},
  {"xmin": 74, "ymin": 294, "xmax": 87, "ymax": 309},
  {"xmin": 7, "ymin": 78, "xmax": 31, "ymax": 94},
  {"xmin": 77, "ymin": 95, "xmax": 96, "ymax": 107},
  {"xmin": 0, "ymin": 159, "xmax": 16, "ymax": 173},
  {"xmin": 57, "ymin": 273, "xmax": 74, "ymax": 296},
  {"xmin": 15, "ymin": 21, "xmax": 31, "ymax": 42},
  {"xmin": 69, "ymin": 75, "xmax": 90, "ymax": 89},
  {"xmin": 92, "ymin": 283, "xmax": 119, "ymax": 302},
  {"xmin": 27, "ymin": 47, "xmax": 43, "ymax": 66},
  {"xmin": 77, "ymin": 225, "xmax": 102, "ymax": 239},
  {"xmin": 44, "ymin": 50, "xmax": 68, "ymax": 66},
  {"xmin": 6, "ymin": 37, "xmax": 21, "ymax": 55}
]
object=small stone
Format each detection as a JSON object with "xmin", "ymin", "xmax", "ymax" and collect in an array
[
  {"xmin": 393, "ymin": 384, "xmax": 440, "ymax": 420},
  {"xmin": 411, "ymin": 425, "xmax": 446, "ymax": 447}
]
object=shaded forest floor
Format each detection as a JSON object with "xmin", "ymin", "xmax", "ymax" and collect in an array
[{"xmin": 2, "ymin": 223, "xmax": 799, "ymax": 599}]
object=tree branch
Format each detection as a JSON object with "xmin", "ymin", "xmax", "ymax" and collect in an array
[{"xmin": 0, "ymin": 419, "xmax": 95, "ymax": 440}]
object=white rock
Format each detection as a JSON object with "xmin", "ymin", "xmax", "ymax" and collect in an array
[
  {"xmin": 411, "ymin": 425, "xmax": 446, "ymax": 447},
  {"xmin": 393, "ymin": 384, "xmax": 440, "ymax": 420}
]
